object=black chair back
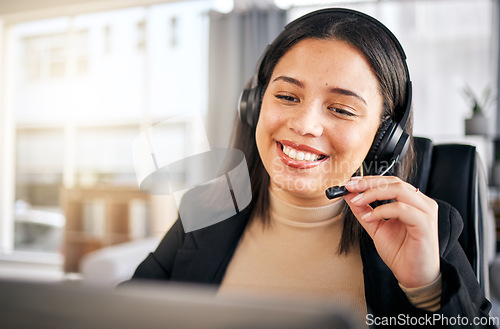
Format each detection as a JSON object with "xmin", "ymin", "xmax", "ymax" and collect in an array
[{"xmin": 411, "ymin": 137, "xmax": 491, "ymax": 295}]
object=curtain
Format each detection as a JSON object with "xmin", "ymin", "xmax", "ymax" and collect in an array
[{"xmin": 206, "ymin": 7, "xmax": 286, "ymax": 149}]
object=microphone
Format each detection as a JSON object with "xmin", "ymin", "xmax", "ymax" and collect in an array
[
  {"xmin": 325, "ymin": 156, "xmax": 399, "ymax": 200},
  {"xmin": 325, "ymin": 185, "xmax": 349, "ymax": 199}
]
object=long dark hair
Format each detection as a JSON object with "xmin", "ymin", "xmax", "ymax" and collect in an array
[{"xmin": 231, "ymin": 9, "xmax": 415, "ymax": 254}]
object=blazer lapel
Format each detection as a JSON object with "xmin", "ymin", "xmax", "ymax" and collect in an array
[{"xmin": 170, "ymin": 209, "xmax": 251, "ymax": 285}]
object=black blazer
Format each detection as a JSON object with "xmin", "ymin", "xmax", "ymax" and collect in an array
[{"xmin": 131, "ymin": 200, "xmax": 495, "ymax": 328}]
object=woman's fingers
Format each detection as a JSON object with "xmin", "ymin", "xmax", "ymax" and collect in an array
[
  {"xmin": 344, "ymin": 175, "xmax": 441, "ymax": 288},
  {"xmin": 343, "ymin": 192, "xmax": 373, "ymax": 221},
  {"xmin": 343, "ymin": 175, "xmax": 438, "ymax": 233},
  {"xmin": 343, "ymin": 192, "xmax": 379, "ymax": 236},
  {"xmin": 345, "ymin": 176, "xmax": 436, "ymax": 214},
  {"xmin": 360, "ymin": 202, "xmax": 437, "ymax": 235}
]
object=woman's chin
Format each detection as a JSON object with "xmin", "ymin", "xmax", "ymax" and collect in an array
[{"xmin": 271, "ymin": 178, "xmax": 327, "ymax": 199}]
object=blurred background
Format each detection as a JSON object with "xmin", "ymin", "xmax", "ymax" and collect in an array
[{"xmin": 0, "ymin": 0, "xmax": 498, "ymax": 298}]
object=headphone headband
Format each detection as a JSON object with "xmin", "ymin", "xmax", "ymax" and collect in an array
[{"xmin": 285, "ymin": 8, "xmax": 408, "ymax": 59}]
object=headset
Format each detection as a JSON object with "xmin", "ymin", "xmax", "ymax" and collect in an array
[{"xmin": 237, "ymin": 8, "xmax": 412, "ymax": 199}]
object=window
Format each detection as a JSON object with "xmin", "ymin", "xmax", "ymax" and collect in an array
[
  {"xmin": 1, "ymin": 0, "xmax": 210, "ymax": 266},
  {"xmin": 15, "ymin": 128, "xmax": 64, "ymax": 253},
  {"xmin": 21, "ymin": 30, "xmax": 89, "ymax": 83},
  {"xmin": 22, "ymin": 33, "xmax": 67, "ymax": 81},
  {"xmin": 137, "ymin": 20, "xmax": 146, "ymax": 50}
]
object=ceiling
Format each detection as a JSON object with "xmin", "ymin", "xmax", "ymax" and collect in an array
[
  {"xmin": 0, "ymin": 0, "xmax": 98, "ymax": 15},
  {"xmin": 0, "ymin": 0, "xmax": 183, "ymax": 23}
]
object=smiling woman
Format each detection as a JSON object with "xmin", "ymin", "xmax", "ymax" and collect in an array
[
  {"xmin": 256, "ymin": 38, "xmax": 382, "ymax": 205},
  {"xmin": 129, "ymin": 8, "xmax": 495, "ymax": 328}
]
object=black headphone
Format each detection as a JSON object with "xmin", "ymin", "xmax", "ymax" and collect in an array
[{"xmin": 238, "ymin": 8, "xmax": 412, "ymax": 174}]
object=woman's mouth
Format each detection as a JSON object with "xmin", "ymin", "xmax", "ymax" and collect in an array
[{"xmin": 276, "ymin": 141, "xmax": 328, "ymax": 169}]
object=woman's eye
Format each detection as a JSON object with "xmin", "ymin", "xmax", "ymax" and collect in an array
[
  {"xmin": 275, "ymin": 94, "xmax": 299, "ymax": 103},
  {"xmin": 329, "ymin": 107, "xmax": 356, "ymax": 117}
]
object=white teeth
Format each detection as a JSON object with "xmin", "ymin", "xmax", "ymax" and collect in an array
[{"xmin": 281, "ymin": 144, "xmax": 323, "ymax": 162}]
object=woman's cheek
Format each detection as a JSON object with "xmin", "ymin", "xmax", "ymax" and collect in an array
[
  {"xmin": 329, "ymin": 130, "xmax": 368, "ymax": 176},
  {"xmin": 260, "ymin": 106, "xmax": 284, "ymax": 134}
]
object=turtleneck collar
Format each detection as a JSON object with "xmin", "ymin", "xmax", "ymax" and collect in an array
[{"xmin": 269, "ymin": 188, "xmax": 345, "ymax": 228}]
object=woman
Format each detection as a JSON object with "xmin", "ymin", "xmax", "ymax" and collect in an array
[{"xmin": 130, "ymin": 8, "xmax": 494, "ymax": 328}]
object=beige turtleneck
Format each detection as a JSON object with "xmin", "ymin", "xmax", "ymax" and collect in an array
[
  {"xmin": 218, "ymin": 188, "xmax": 442, "ymax": 324},
  {"xmin": 218, "ymin": 189, "xmax": 367, "ymax": 325}
]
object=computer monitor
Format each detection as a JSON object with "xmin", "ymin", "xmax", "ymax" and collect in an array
[{"xmin": 0, "ymin": 279, "xmax": 356, "ymax": 329}]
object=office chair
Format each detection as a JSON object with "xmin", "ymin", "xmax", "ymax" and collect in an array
[{"xmin": 411, "ymin": 136, "xmax": 496, "ymax": 297}]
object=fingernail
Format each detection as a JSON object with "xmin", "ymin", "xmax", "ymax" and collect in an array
[
  {"xmin": 346, "ymin": 177, "xmax": 362, "ymax": 187},
  {"xmin": 351, "ymin": 193, "xmax": 363, "ymax": 203},
  {"xmin": 361, "ymin": 212, "xmax": 372, "ymax": 221}
]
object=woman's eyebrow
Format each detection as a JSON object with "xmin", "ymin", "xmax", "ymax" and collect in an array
[
  {"xmin": 328, "ymin": 87, "xmax": 367, "ymax": 105},
  {"xmin": 272, "ymin": 75, "xmax": 304, "ymax": 88},
  {"xmin": 272, "ymin": 75, "xmax": 367, "ymax": 105}
]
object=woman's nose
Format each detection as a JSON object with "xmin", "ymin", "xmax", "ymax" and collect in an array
[{"xmin": 287, "ymin": 103, "xmax": 324, "ymax": 137}]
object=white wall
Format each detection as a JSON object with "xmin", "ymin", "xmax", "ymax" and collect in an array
[{"xmin": 0, "ymin": 20, "xmax": 15, "ymax": 253}]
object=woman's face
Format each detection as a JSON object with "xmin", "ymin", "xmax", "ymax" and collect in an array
[{"xmin": 255, "ymin": 38, "xmax": 384, "ymax": 206}]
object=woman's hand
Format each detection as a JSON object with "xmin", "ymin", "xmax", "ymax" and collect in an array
[{"xmin": 343, "ymin": 176, "xmax": 440, "ymax": 288}]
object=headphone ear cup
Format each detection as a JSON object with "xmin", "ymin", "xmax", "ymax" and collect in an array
[
  {"xmin": 238, "ymin": 84, "xmax": 262, "ymax": 127},
  {"xmin": 365, "ymin": 119, "xmax": 394, "ymax": 163},
  {"xmin": 238, "ymin": 87, "xmax": 251, "ymax": 125},
  {"xmin": 249, "ymin": 85, "xmax": 262, "ymax": 127}
]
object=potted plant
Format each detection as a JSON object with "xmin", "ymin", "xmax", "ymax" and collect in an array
[{"xmin": 463, "ymin": 85, "xmax": 495, "ymax": 136}]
